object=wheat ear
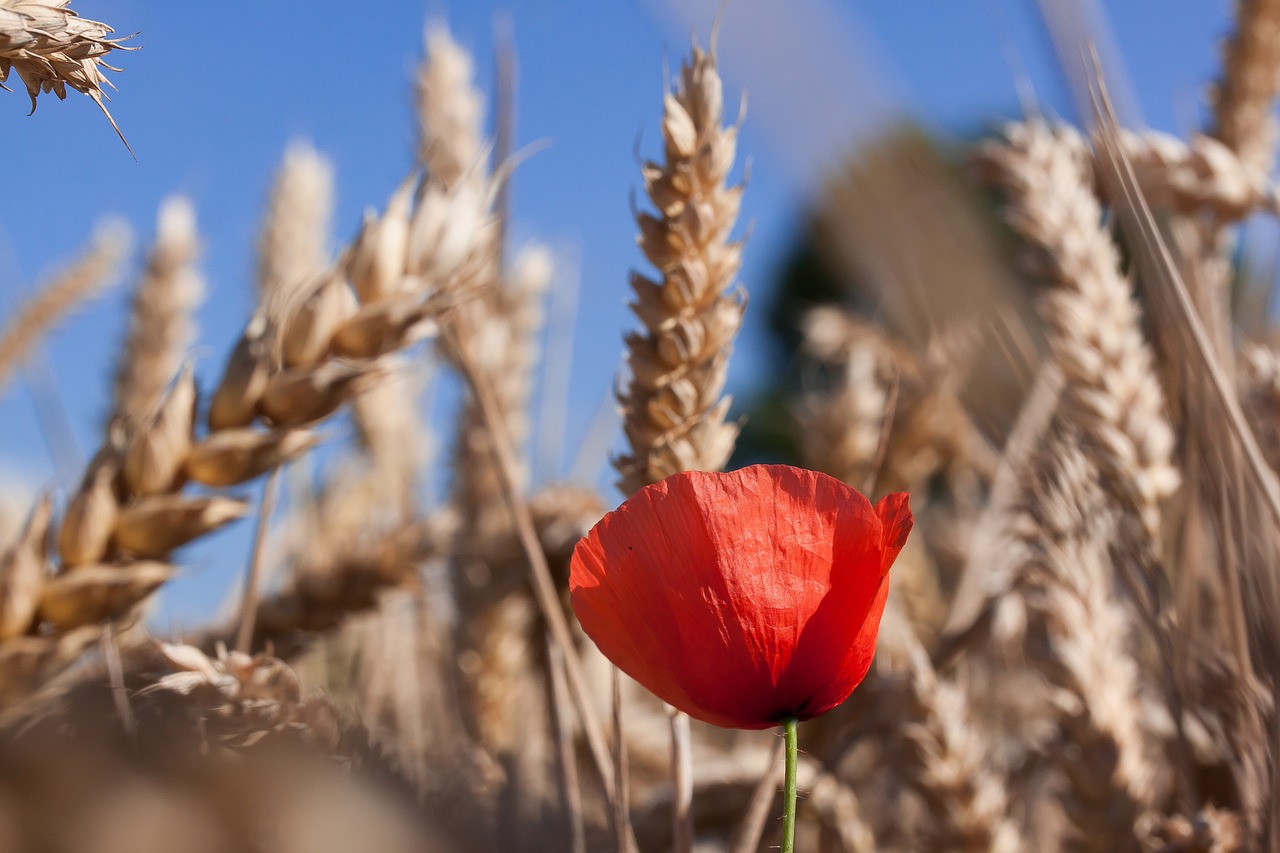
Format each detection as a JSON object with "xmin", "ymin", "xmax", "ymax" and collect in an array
[
  {"xmin": 1210, "ymin": 0, "xmax": 1280, "ymax": 176},
  {"xmin": 975, "ymin": 120, "xmax": 1179, "ymax": 545},
  {"xmin": 2, "ymin": 130, "xmax": 489, "ymax": 705},
  {"xmin": 1239, "ymin": 343, "xmax": 1280, "ymax": 472},
  {"xmin": 1113, "ymin": 129, "xmax": 1280, "ymax": 221},
  {"xmin": 0, "ymin": 0, "xmax": 134, "ymax": 146},
  {"xmin": 0, "ymin": 221, "xmax": 128, "ymax": 396},
  {"xmin": 416, "ymin": 21, "xmax": 485, "ymax": 187},
  {"xmin": 413, "ymin": 25, "xmax": 552, "ymax": 788},
  {"xmin": 614, "ymin": 38, "xmax": 745, "ymax": 496},
  {"xmin": 257, "ymin": 140, "xmax": 334, "ymax": 305},
  {"xmin": 877, "ymin": 613, "xmax": 1022, "ymax": 853},
  {"xmin": 610, "ymin": 39, "xmax": 748, "ymax": 852},
  {"xmin": 794, "ymin": 306, "xmax": 889, "ymax": 490},
  {"xmin": 1012, "ymin": 436, "xmax": 1160, "ymax": 852},
  {"xmin": 111, "ymin": 197, "xmax": 203, "ymax": 431}
]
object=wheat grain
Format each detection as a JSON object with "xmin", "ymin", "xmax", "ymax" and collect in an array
[
  {"xmin": 121, "ymin": 365, "xmax": 196, "ymax": 496},
  {"xmin": 0, "ymin": 496, "xmax": 51, "ymax": 640}
]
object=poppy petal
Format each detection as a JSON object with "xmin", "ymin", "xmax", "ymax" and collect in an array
[
  {"xmin": 875, "ymin": 492, "xmax": 913, "ymax": 571},
  {"xmin": 570, "ymin": 465, "xmax": 910, "ymax": 729}
]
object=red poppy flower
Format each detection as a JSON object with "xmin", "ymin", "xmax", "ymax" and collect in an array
[{"xmin": 570, "ymin": 464, "xmax": 912, "ymax": 730}]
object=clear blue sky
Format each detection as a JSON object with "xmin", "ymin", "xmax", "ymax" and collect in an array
[{"xmin": 0, "ymin": 0, "xmax": 1233, "ymax": 624}]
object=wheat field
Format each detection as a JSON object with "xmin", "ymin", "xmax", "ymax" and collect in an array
[{"xmin": 0, "ymin": 1, "xmax": 1277, "ymax": 851}]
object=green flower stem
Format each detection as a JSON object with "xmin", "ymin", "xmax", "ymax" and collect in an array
[{"xmin": 782, "ymin": 717, "xmax": 798, "ymax": 853}]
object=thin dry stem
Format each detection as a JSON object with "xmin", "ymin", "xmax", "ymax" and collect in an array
[
  {"xmin": 728, "ymin": 737, "xmax": 785, "ymax": 853},
  {"xmin": 613, "ymin": 666, "xmax": 634, "ymax": 853},
  {"xmin": 234, "ymin": 469, "xmax": 281, "ymax": 654},
  {"xmin": 548, "ymin": 636, "xmax": 587, "ymax": 853},
  {"xmin": 669, "ymin": 705, "xmax": 693, "ymax": 853}
]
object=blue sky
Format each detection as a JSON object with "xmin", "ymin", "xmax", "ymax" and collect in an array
[{"xmin": 0, "ymin": 0, "xmax": 1235, "ymax": 624}]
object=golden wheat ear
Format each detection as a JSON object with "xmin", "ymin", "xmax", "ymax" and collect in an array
[
  {"xmin": 0, "ymin": 222, "xmax": 129, "ymax": 397},
  {"xmin": 615, "ymin": 40, "xmax": 745, "ymax": 497},
  {"xmin": 0, "ymin": 0, "xmax": 137, "ymax": 151}
]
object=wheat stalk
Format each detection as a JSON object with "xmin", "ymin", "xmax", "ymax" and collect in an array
[{"xmin": 412, "ymin": 26, "xmax": 557, "ymax": 798}]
